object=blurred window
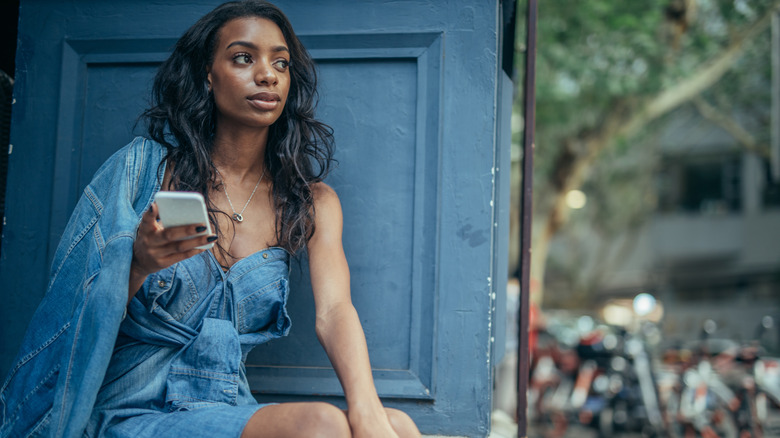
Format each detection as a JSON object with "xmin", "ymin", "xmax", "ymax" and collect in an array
[
  {"xmin": 763, "ymin": 162, "xmax": 780, "ymax": 208},
  {"xmin": 658, "ymin": 153, "xmax": 741, "ymax": 214}
]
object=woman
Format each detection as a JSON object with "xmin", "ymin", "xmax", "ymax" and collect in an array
[{"xmin": 0, "ymin": 1, "xmax": 420, "ymax": 437}]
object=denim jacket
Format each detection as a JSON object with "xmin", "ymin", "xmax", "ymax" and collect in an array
[{"xmin": 0, "ymin": 137, "xmax": 166, "ymax": 438}]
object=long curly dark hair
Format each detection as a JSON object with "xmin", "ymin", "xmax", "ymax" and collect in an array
[{"xmin": 142, "ymin": 0, "xmax": 334, "ymax": 255}]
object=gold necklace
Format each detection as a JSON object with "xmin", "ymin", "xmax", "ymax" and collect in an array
[{"xmin": 215, "ymin": 168, "xmax": 264, "ymax": 223}]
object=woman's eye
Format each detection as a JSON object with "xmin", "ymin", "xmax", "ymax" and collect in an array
[
  {"xmin": 233, "ymin": 53, "xmax": 252, "ymax": 64},
  {"xmin": 274, "ymin": 59, "xmax": 290, "ymax": 70}
]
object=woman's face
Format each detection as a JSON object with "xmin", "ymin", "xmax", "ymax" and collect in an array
[{"xmin": 207, "ymin": 17, "xmax": 291, "ymax": 131}]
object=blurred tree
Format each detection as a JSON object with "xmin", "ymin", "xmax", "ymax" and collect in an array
[{"xmin": 512, "ymin": 0, "xmax": 778, "ymax": 306}]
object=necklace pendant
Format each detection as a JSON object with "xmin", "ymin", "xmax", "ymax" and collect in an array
[{"xmin": 232, "ymin": 213, "xmax": 244, "ymax": 222}]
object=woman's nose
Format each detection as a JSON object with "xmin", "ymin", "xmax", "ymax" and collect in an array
[{"xmin": 255, "ymin": 62, "xmax": 277, "ymax": 86}]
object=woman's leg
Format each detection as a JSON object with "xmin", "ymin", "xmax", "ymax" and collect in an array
[
  {"xmin": 241, "ymin": 404, "xmax": 420, "ymax": 438},
  {"xmin": 241, "ymin": 402, "xmax": 351, "ymax": 438}
]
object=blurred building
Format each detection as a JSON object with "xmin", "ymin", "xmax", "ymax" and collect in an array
[
  {"xmin": 649, "ymin": 103, "xmax": 779, "ymax": 346},
  {"xmin": 583, "ymin": 102, "xmax": 780, "ymax": 347}
]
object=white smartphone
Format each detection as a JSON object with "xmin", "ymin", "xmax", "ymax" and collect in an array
[{"xmin": 154, "ymin": 191, "xmax": 214, "ymax": 250}]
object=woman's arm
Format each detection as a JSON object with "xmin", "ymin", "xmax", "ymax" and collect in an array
[{"xmin": 307, "ymin": 183, "xmax": 399, "ymax": 438}]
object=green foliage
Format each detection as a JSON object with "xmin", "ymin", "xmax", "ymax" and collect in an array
[
  {"xmin": 521, "ymin": 0, "xmax": 774, "ymax": 186},
  {"xmin": 530, "ymin": 1, "xmax": 664, "ymax": 176},
  {"xmin": 514, "ymin": 0, "xmax": 775, "ymax": 303}
]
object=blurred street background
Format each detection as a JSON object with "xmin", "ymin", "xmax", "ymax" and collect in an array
[{"xmin": 495, "ymin": 0, "xmax": 780, "ymax": 436}]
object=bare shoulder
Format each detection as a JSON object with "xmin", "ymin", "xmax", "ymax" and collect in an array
[
  {"xmin": 310, "ymin": 182, "xmax": 343, "ymax": 242},
  {"xmin": 312, "ymin": 182, "xmax": 339, "ymax": 205},
  {"xmin": 312, "ymin": 182, "xmax": 342, "ymax": 219}
]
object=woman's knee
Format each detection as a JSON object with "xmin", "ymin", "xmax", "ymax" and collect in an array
[
  {"xmin": 242, "ymin": 402, "xmax": 350, "ymax": 438},
  {"xmin": 304, "ymin": 402, "xmax": 351, "ymax": 437},
  {"xmin": 385, "ymin": 408, "xmax": 420, "ymax": 438}
]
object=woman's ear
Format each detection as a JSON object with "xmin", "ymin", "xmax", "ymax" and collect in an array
[{"xmin": 206, "ymin": 68, "xmax": 212, "ymax": 92}]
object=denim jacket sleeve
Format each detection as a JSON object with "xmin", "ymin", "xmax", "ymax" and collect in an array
[{"xmin": 0, "ymin": 137, "xmax": 165, "ymax": 438}]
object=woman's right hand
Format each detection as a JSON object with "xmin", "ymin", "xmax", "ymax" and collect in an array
[{"xmin": 128, "ymin": 202, "xmax": 217, "ymax": 301}]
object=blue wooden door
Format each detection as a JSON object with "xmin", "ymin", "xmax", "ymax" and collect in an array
[{"xmin": 0, "ymin": 1, "xmax": 511, "ymax": 436}]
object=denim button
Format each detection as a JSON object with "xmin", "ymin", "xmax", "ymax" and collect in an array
[
  {"xmin": 262, "ymin": 253, "xmax": 268, "ymax": 259},
  {"xmin": 158, "ymin": 280, "xmax": 166, "ymax": 287}
]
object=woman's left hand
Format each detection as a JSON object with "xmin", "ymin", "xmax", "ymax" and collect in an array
[
  {"xmin": 349, "ymin": 409, "xmax": 400, "ymax": 438},
  {"xmin": 128, "ymin": 202, "xmax": 214, "ymax": 302}
]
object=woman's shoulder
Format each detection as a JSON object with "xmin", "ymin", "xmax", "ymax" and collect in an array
[
  {"xmin": 126, "ymin": 136, "xmax": 166, "ymax": 157},
  {"xmin": 89, "ymin": 137, "xmax": 162, "ymax": 181},
  {"xmin": 99, "ymin": 136, "xmax": 165, "ymax": 168},
  {"xmin": 84, "ymin": 137, "xmax": 168, "ymax": 208},
  {"xmin": 312, "ymin": 182, "xmax": 339, "ymax": 205},
  {"xmin": 311, "ymin": 182, "xmax": 343, "ymax": 236}
]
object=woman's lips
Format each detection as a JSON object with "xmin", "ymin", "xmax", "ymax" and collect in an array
[{"xmin": 247, "ymin": 92, "xmax": 281, "ymax": 111}]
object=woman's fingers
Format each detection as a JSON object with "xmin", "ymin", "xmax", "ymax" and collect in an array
[
  {"xmin": 138, "ymin": 202, "xmax": 208, "ymax": 247},
  {"xmin": 133, "ymin": 202, "xmax": 217, "ymax": 276},
  {"xmin": 134, "ymin": 234, "xmax": 215, "ymax": 275},
  {"xmin": 158, "ymin": 232, "xmax": 216, "ymax": 255},
  {"xmin": 137, "ymin": 204, "xmax": 163, "ymax": 243},
  {"xmin": 159, "ymin": 223, "xmax": 209, "ymax": 244},
  {"xmin": 141, "ymin": 202, "xmax": 161, "ymax": 228}
]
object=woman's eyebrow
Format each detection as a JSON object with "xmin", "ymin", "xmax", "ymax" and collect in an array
[
  {"xmin": 225, "ymin": 41, "xmax": 289, "ymax": 54},
  {"xmin": 226, "ymin": 40, "xmax": 258, "ymax": 50}
]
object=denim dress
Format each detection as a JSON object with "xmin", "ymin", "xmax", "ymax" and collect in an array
[{"xmin": 85, "ymin": 247, "xmax": 292, "ymax": 438}]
